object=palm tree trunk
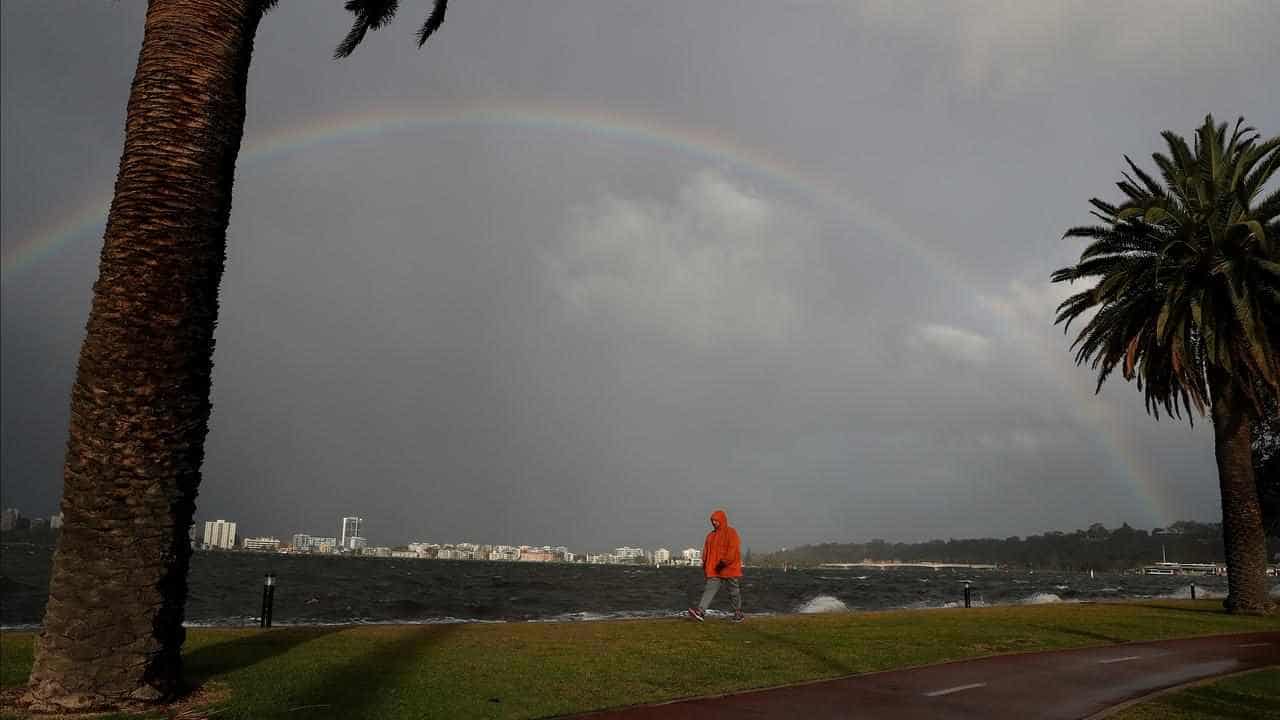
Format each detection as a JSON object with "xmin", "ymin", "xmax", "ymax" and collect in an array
[
  {"xmin": 24, "ymin": 0, "xmax": 267, "ymax": 711},
  {"xmin": 1209, "ymin": 367, "xmax": 1272, "ymax": 615}
]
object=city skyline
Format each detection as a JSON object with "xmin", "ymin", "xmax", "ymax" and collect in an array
[
  {"xmin": 2, "ymin": 502, "xmax": 717, "ymax": 554},
  {"xmin": 203, "ymin": 512, "xmax": 707, "ymax": 561},
  {"xmin": 1, "ymin": 502, "xmax": 1242, "ymax": 556}
]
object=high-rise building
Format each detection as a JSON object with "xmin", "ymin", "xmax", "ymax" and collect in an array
[
  {"xmin": 340, "ymin": 516, "xmax": 364, "ymax": 550},
  {"xmin": 654, "ymin": 548, "xmax": 671, "ymax": 565},
  {"xmin": 291, "ymin": 533, "xmax": 313, "ymax": 550},
  {"xmin": 203, "ymin": 519, "xmax": 237, "ymax": 550}
]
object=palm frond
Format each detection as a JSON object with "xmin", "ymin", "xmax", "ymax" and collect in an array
[
  {"xmin": 335, "ymin": 0, "xmax": 400, "ymax": 59},
  {"xmin": 1257, "ymin": 187, "xmax": 1280, "ymax": 224},
  {"xmin": 1052, "ymin": 114, "xmax": 1280, "ymax": 422},
  {"xmin": 1124, "ymin": 155, "xmax": 1166, "ymax": 198},
  {"xmin": 334, "ymin": 0, "xmax": 447, "ymax": 58},
  {"xmin": 416, "ymin": 0, "xmax": 447, "ymax": 47}
]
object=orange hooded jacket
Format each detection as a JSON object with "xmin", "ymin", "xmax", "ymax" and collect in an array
[{"xmin": 702, "ymin": 509, "xmax": 742, "ymax": 578}]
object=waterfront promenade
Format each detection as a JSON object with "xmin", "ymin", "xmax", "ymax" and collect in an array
[{"xmin": 569, "ymin": 631, "xmax": 1280, "ymax": 719}]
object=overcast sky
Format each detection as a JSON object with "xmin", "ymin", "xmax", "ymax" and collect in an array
[{"xmin": 2, "ymin": 1, "xmax": 1277, "ymax": 553}]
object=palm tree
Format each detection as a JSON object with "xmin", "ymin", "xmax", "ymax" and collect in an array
[
  {"xmin": 24, "ymin": 0, "xmax": 447, "ymax": 712},
  {"xmin": 1052, "ymin": 115, "xmax": 1279, "ymax": 615}
]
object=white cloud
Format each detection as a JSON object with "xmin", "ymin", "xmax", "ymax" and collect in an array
[
  {"xmin": 545, "ymin": 170, "xmax": 807, "ymax": 346},
  {"xmin": 909, "ymin": 323, "xmax": 992, "ymax": 365},
  {"xmin": 848, "ymin": 0, "xmax": 1272, "ymax": 92},
  {"xmin": 981, "ymin": 279, "xmax": 1078, "ymax": 329}
]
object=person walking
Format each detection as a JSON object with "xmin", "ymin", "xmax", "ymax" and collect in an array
[{"xmin": 689, "ymin": 509, "xmax": 744, "ymax": 622}]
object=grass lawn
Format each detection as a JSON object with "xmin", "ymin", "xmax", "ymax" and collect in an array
[
  {"xmin": 1, "ymin": 601, "xmax": 1277, "ymax": 719},
  {"xmin": 1108, "ymin": 667, "xmax": 1280, "ymax": 720}
]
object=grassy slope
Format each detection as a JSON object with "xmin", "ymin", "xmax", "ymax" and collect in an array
[
  {"xmin": 1, "ymin": 601, "xmax": 1276, "ymax": 719},
  {"xmin": 1108, "ymin": 668, "xmax": 1280, "ymax": 720}
]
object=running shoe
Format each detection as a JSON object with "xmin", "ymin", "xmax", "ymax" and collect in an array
[
  {"xmin": 731, "ymin": 611, "xmax": 745, "ymax": 623},
  {"xmin": 687, "ymin": 607, "xmax": 705, "ymax": 622}
]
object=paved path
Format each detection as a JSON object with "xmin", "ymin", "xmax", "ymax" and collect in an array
[{"xmin": 568, "ymin": 631, "xmax": 1280, "ymax": 719}]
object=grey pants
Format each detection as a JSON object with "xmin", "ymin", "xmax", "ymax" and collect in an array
[{"xmin": 698, "ymin": 577, "xmax": 742, "ymax": 612}]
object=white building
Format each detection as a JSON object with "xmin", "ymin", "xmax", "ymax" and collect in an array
[
  {"xmin": 291, "ymin": 533, "xmax": 313, "ymax": 550},
  {"xmin": 681, "ymin": 548, "xmax": 702, "ymax": 565},
  {"xmin": 489, "ymin": 545, "xmax": 520, "ymax": 561},
  {"xmin": 615, "ymin": 546, "xmax": 645, "ymax": 561},
  {"xmin": 312, "ymin": 537, "xmax": 337, "ymax": 554},
  {"xmin": 349, "ymin": 536, "xmax": 368, "ymax": 551},
  {"xmin": 49, "ymin": 513, "xmax": 64, "ymax": 530},
  {"xmin": 408, "ymin": 542, "xmax": 439, "ymax": 555},
  {"xmin": 654, "ymin": 548, "xmax": 671, "ymax": 565},
  {"xmin": 243, "ymin": 536, "xmax": 281, "ymax": 552},
  {"xmin": 203, "ymin": 519, "xmax": 237, "ymax": 550},
  {"xmin": 340, "ymin": 516, "xmax": 364, "ymax": 550}
]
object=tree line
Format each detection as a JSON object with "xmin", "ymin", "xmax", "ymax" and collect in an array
[{"xmin": 755, "ymin": 520, "xmax": 1280, "ymax": 572}]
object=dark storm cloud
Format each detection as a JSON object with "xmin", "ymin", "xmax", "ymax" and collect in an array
[{"xmin": 3, "ymin": 1, "xmax": 1277, "ymax": 553}]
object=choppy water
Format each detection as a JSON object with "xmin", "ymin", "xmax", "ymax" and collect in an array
[{"xmin": 3, "ymin": 543, "xmax": 1274, "ymax": 628}]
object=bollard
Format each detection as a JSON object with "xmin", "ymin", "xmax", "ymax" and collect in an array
[
  {"xmin": 1190, "ymin": 582, "xmax": 1196, "ymax": 600},
  {"xmin": 963, "ymin": 581, "xmax": 972, "ymax": 609},
  {"xmin": 261, "ymin": 572, "xmax": 276, "ymax": 628}
]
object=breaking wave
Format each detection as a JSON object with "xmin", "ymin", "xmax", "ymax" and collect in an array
[
  {"xmin": 797, "ymin": 595, "xmax": 849, "ymax": 613},
  {"xmin": 1021, "ymin": 592, "xmax": 1066, "ymax": 604}
]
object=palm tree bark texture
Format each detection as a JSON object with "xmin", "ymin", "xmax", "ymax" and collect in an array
[
  {"xmin": 1210, "ymin": 368, "xmax": 1271, "ymax": 614},
  {"xmin": 24, "ymin": 0, "xmax": 268, "ymax": 711}
]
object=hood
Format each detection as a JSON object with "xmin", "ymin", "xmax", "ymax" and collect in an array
[{"xmin": 710, "ymin": 509, "xmax": 729, "ymax": 529}]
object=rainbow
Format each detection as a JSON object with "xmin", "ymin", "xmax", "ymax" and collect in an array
[
  {"xmin": 0, "ymin": 99, "xmax": 1176, "ymax": 524},
  {"xmin": 2, "ymin": 99, "xmax": 966, "ymax": 289}
]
